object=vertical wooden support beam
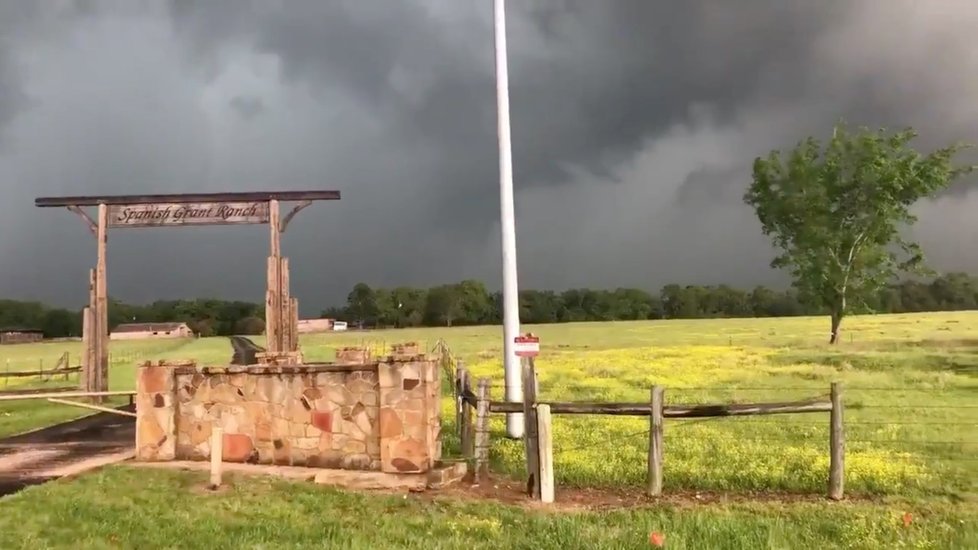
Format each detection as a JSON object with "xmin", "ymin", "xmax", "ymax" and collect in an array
[
  {"xmin": 269, "ymin": 199, "xmax": 281, "ymax": 258},
  {"xmin": 266, "ymin": 200, "xmax": 282, "ymax": 353},
  {"xmin": 86, "ymin": 268, "xmax": 96, "ymax": 393},
  {"xmin": 648, "ymin": 385, "xmax": 664, "ymax": 496},
  {"xmin": 280, "ymin": 257, "xmax": 291, "ymax": 352},
  {"xmin": 521, "ymin": 357, "xmax": 540, "ymax": 498},
  {"xmin": 290, "ymin": 297, "xmax": 299, "ymax": 353},
  {"xmin": 81, "ymin": 306, "xmax": 92, "ymax": 392},
  {"xmin": 829, "ymin": 382, "xmax": 845, "ymax": 500},
  {"xmin": 265, "ymin": 257, "xmax": 280, "ymax": 353},
  {"xmin": 537, "ymin": 404, "xmax": 554, "ymax": 503},
  {"xmin": 96, "ymin": 204, "xmax": 109, "ymax": 398},
  {"xmin": 474, "ymin": 378, "xmax": 491, "ymax": 484}
]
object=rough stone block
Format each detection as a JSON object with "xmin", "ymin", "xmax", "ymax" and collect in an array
[
  {"xmin": 391, "ymin": 342, "xmax": 421, "ymax": 357},
  {"xmin": 139, "ymin": 366, "xmax": 169, "ymax": 394},
  {"xmin": 386, "ymin": 437, "xmax": 429, "ymax": 474},
  {"xmin": 336, "ymin": 347, "xmax": 371, "ymax": 364},
  {"xmin": 379, "ymin": 408, "xmax": 402, "ymax": 438},
  {"xmin": 311, "ymin": 411, "xmax": 332, "ymax": 432},
  {"xmin": 377, "ymin": 363, "xmax": 400, "ymax": 390}
]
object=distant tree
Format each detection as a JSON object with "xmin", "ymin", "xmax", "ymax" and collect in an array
[
  {"xmin": 714, "ymin": 285, "xmax": 750, "ymax": 317},
  {"xmin": 748, "ymin": 286, "xmax": 777, "ymax": 317},
  {"xmin": 929, "ymin": 272, "xmax": 978, "ymax": 311},
  {"xmin": 41, "ymin": 308, "xmax": 77, "ymax": 338},
  {"xmin": 389, "ymin": 287, "xmax": 427, "ymax": 328},
  {"xmin": 0, "ymin": 299, "xmax": 46, "ymax": 329},
  {"xmin": 559, "ymin": 289, "xmax": 590, "ymax": 322},
  {"xmin": 745, "ymin": 122, "xmax": 974, "ymax": 343},
  {"xmin": 346, "ymin": 283, "xmax": 379, "ymax": 327},
  {"xmin": 424, "ymin": 285, "xmax": 462, "ymax": 327},
  {"xmin": 454, "ymin": 280, "xmax": 493, "ymax": 325},
  {"xmin": 520, "ymin": 290, "xmax": 563, "ymax": 324},
  {"xmin": 234, "ymin": 316, "xmax": 266, "ymax": 336},
  {"xmin": 189, "ymin": 318, "xmax": 216, "ymax": 337}
]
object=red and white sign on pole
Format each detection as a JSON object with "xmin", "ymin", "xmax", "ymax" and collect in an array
[{"xmin": 514, "ymin": 334, "xmax": 540, "ymax": 358}]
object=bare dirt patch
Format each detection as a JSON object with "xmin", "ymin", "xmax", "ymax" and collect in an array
[{"xmin": 412, "ymin": 474, "xmax": 882, "ymax": 512}]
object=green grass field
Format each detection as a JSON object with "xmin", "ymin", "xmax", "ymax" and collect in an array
[{"xmin": 1, "ymin": 312, "xmax": 976, "ymax": 548}]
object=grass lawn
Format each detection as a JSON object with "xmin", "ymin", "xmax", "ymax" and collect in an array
[
  {"xmin": 0, "ymin": 467, "xmax": 974, "ymax": 550},
  {"xmin": 1, "ymin": 311, "xmax": 976, "ymax": 548}
]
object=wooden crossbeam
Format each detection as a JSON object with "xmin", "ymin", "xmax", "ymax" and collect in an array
[{"xmin": 35, "ymin": 190, "xmax": 340, "ymax": 207}]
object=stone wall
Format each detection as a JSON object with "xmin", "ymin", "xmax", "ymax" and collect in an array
[{"xmin": 136, "ymin": 347, "xmax": 441, "ymax": 474}]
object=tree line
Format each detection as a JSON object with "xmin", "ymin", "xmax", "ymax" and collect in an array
[
  {"xmin": 0, "ymin": 298, "xmax": 265, "ymax": 339},
  {"xmin": 1, "ymin": 272, "xmax": 977, "ymax": 338},
  {"xmin": 323, "ymin": 272, "xmax": 978, "ymax": 328}
]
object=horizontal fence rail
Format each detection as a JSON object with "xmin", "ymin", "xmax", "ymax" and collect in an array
[
  {"xmin": 0, "ymin": 390, "xmax": 135, "ymax": 401},
  {"xmin": 486, "ymin": 398, "xmax": 832, "ymax": 417}
]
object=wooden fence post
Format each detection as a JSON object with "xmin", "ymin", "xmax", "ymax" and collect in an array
[
  {"xmin": 522, "ymin": 357, "xmax": 540, "ymax": 498},
  {"xmin": 457, "ymin": 365, "xmax": 475, "ymax": 459},
  {"xmin": 829, "ymin": 382, "xmax": 845, "ymax": 500},
  {"xmin": 210, "ymin": 425, "xmax": 224, "ymax": 489},
  {"xmin": 455, "ymin": 363, "xmax": 466, "ymax": 437},
  {"xmin": 537, "ymin": 403, "xmax": 554, "ymax": 503},
  {"xmin": 474, "ymin": 378, "xmax": 491, "ymax": 484},
  {"xmin": 648, "ymin": 385, "xmax": 664, "ymax": 496}
]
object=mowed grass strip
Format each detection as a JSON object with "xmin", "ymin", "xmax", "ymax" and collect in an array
[{"xmin": 0, "ymin": 466, "xmax": 974, "ymax": 550}]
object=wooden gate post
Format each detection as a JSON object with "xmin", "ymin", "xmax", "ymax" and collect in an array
[
  {"xmin": 266, "ymin": 199, "xmax": 282, "ymax": 352},
  {"xmin": 81, "ymin": 306, "xmax": 92, "ymax": 392},
  {"xmin": 521, "ymin": 357, "xmax": 540, "ymax": 498},
  {"xmin": 95, "ymin": 204, "xmax": 109, "ymax": 398},
  {"xmin": 537, "ymin": 403, "xmax": 554, "ymax": 503},
  {"xmin": 474, "ymin": 378, "xmax": 491, "ymax": 484},
  {"xmin": 829, "ymin": 382, "xmax": 845, "ymax": 500},
  {"xmin": 455, "ymin": 363, "xmax": 466, "ymax": 436},
  {"xmin": 648, "ymin": 385, "xmax": 664, "ymax": 496}
]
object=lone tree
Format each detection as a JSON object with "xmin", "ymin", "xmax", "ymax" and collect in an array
[{"xmin": 744, "ymin": 123, "xmax": 973, "ymax": 343}]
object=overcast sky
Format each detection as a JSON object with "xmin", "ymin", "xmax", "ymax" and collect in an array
[{"xmin": 2, "ymin": 1, "xmax": 978, "ymax": 313}]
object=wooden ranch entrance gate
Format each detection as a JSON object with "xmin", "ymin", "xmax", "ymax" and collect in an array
[{"xmin": 34, "ymin": 190, "xmax": 341, "ymax": 398}]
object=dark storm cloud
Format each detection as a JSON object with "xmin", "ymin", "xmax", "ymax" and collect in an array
[
  {"xmin": 0, "ymin": 52, "xmax": 25, "ymax": 140},
  {"xmin": 165, "ymin": 1, "xmax": 835, "ymax": 190},
  {"xmin": 2, "ymin": 0, "xmax": 978, "ymax": 310},
  {"xmin": 229, "ymin": 96, "xmax": 264, "ymax": 119}
]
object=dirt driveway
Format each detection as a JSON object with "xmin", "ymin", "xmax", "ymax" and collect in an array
[{"xmin": 0, "ymin": 405, "xmax": 134, "ymax": 497}]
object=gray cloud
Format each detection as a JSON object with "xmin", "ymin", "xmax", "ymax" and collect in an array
[
  {"xmin": 1, "ymin": 0, "xmax": 978, "ymax": 312},
  {"xmin": 229, "ymin": 95, "xmax": 264, "ymax": 119}
]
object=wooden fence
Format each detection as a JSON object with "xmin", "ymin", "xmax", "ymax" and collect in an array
[
  {"xmin": 1, "ymin": 352, "xmax": 80, "ymax": 386},
  {"xmin": 455, "ymin": 359, "xmax": 845, "ymax": 503}
]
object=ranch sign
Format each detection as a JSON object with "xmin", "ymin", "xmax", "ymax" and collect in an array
[{"xmin": 108, "ymin": 202, "xmax": 271, "ymax": 228}]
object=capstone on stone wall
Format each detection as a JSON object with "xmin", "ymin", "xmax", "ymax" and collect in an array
[{"xmin": 136, "ymin": 346, "xmax": 441, "ymax": 474}]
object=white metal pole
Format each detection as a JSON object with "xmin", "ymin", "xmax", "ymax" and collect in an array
[{"xmin": 492, "ymin": 0, "xmax": 524, "ymax": 438}]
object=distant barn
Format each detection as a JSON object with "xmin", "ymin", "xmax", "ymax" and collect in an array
[
  {"xmin": 0, "ymin": 328, "xmax": 44, "ymax": 345},
  {"xmin": 110, "ymin": 322, "xmax": 194, "ymax": 341},
  {"xmin": 297, "ymin": 318, "xmax": 334, "ymax": 334}
]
